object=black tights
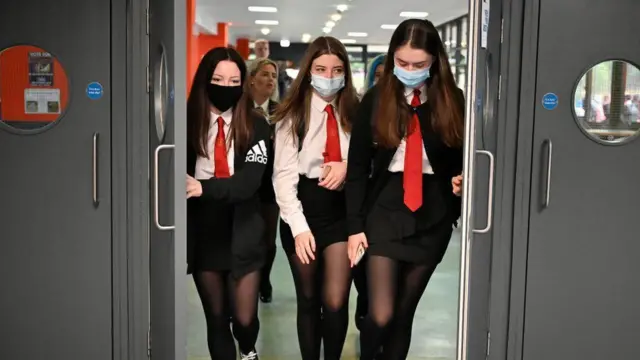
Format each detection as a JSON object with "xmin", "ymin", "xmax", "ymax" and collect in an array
[
  {"xmin": 288, "ymin": 242, "xmax": 352, "ymax": 360},
  {"xmin": 359, "ymin": 255, "xmax": 438, "ymax": 360},
  {"xmin": 193, "ymin": 270, "xmax": 260, "ymax": 359},
  {"xmin": 260, "ymin": 203, "xmax": 279, "ymax": 296}
]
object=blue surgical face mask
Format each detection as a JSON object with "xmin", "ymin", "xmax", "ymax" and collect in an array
[
  {"xmin": 393, "ymin": 66, "xmax": 430, "ymax": 88},
  {"xmin": 310, "ymin": 73, "xmax": 345, "ymax": 97}
]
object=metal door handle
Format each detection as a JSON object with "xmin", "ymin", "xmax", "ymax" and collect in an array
[
  {"xmin": 154, "ymin": 144, "xmax": 175, "ymax": 231},
  {"xmin": 93, "ymin": 133, "xmax": 99, "ymax": 207},
  {"xmin": 472, "ymin": 150, "xmax": 495, "ymax": 234},
  {"xmin": 543, "ymin": 139, "xmax": 553, "ymax": 207}
]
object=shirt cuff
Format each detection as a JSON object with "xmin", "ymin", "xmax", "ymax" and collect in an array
[{"xmin": 288, "ymin": 212, "xmax": 311, "ymax": 238}]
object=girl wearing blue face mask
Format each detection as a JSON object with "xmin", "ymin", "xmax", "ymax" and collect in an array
[
  {"xmin": 344, "ymin": 19, "xmax": 465, "ymax": 359},
  {"xmin": 272, "ymin": 36, "xmax": 360, "ymax": 360}
]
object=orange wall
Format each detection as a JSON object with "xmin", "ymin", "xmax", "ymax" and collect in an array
[
  {"xmin": 0, "ymin": 46, "xmax": 69, "ymax": 122},
  {"xmin": 236, "ymin": 38, "xmax": 250, "ymax": 60},
  {"xmin": 188, "ymin": 20, "xmax": 229, "ymax": 90},
  {"xmin": 187, "ymin": 9, "xmax": 252, "ymax": 89}
]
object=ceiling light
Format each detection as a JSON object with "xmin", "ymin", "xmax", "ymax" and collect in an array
[
  {"xmin": 399, "ymin": 11, "xmax": 429, "ymax": 17},
  {"xmin": 325, "ymin": 21, "xmax": 336, "ymax": 28},
  {"xmin": 255, "ymin": 20, "xmax": 279, "ymax": 25},
  {"xmin": 301, "ymin": 33, "xmax": 312, "ymax": 42},
  {"xmin": 337, "ymin": 4, "xmax": 348, "ymax": 12},
  {"xmin": 248, "ymin": 6, "xmax": 277, "ymax": 13},
  {"xmin": 340, "ymin": 39, "xmax": 357, "ymax": 44},
  {"xmin": 280, "ymin": 39, "xmax": 290, "ymax": 47},
  {"xmin": 347, "ymin": 32, "xmax": 367, "ymax": 37},
  {"xmin": 260, "ymin": 27, "xmax": 270, "ymax": 35},
  {"xmin": 331, "ymin": 13, "xmax": 342, "ymax": 21},
  {"xmin": 380, "ymin": 24, "xmax": 398, "ymax": 30},
  {"xmin": 322, "ymin": 27, "xmax": 332, "ymax": 34}
]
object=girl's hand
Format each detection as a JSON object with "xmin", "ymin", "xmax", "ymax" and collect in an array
[
  {"xmin": 319, "ymin": 161, "xmax": 347, "ymax": 190},
  {"xmin": 347, "ymin": 232, "xmax": 369, "ymax": 268},
  {"xmin": 294, "ymin": 231, "xmax": 316, "ymax": 264},
  {"xmin": 452, "ymin": 174, "xmax": 463, "ymax": 196},
  {"xmin": 187, "ymin": 175, "xmax": 203, "ymax": 198}
]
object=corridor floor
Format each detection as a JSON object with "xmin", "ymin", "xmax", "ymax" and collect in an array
[{"xmin": 187, "ymin": 229, "xmax": 461, "ymax": 360}]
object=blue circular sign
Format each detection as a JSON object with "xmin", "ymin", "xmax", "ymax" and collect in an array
[
  {"xmin": 542, "ymin": 92, "xmax": 559, "ymax": 110},
  {"xmin": 86, "ymin": 82, "xmax": 104, "ymax": 100}
]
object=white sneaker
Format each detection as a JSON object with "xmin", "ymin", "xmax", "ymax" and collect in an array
[{"xmin": 240, "ymin": 350, "xmax": 259, "ymax": 360}]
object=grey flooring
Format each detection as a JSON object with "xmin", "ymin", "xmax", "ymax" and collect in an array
[{"xmin": 187, "ymin": 228, "xmax": 461, "ymax": 360}]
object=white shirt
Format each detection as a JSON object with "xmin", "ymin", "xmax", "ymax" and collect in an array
[
  {"xmin": 273, "ymin": 93, "xmax": 351, "ymax": 237},
  {"xmin": 194, "ymin": 108, "xmax": 235, "ymax": 179},
  {"xmin": 388, "ymin": 85, "xmax": 434, "ymax": 174},
  {"xmin": 254, "ymin": 100, "xmax": 269, "ymax": 115}
]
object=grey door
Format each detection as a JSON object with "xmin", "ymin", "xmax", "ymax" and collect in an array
[
  {"xmin": 148, "ymin": 0, "xmax": 187, "ymax": 358},
  {"xmin": 520, "ymin": 0, "xmax": 640, "ymax": 359},
  {"xmin": 0, "ymin": 1, "xmax": 113, "ymax": 359}
]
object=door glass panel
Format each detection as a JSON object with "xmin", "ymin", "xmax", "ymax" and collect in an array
[
  {"xmin": 573, "ymin": 60, "xmax": 640, "ymax": 144},
  {"xmin": 152, "ymin": 43, "xmax": 169, "ymax": 142},
  {"xmin": 0, "ymin": 45, "xmax": 70, "ymax": 133}
]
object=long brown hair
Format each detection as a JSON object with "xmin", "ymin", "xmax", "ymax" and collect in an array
[
  {"xmin": 272, "ymin": 36, "xmax": 360, "ymax": 144},
  {"xmin": 187, "ymin": 46, "xmax": 254, "ymax": 158},
  {"xmin": 376, "ymin": 19, "xmax": 464, "ymax": 148}
]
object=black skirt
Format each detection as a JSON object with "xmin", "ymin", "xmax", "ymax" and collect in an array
[
  {"xmin": 187, "ymin": 199, "xmax": 235, "ymax": 273},
  {"xmin": 280, "ymin": 176, "xmax": 348, "ymax": 255},
  {"xmin": 365, "ymin": 172, "xmax": 454, "ymax": 265}
]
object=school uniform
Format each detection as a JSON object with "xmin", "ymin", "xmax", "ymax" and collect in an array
[
  {"xmin": 254, "ymin": 99, "xmax": 279, "ymax": 204},
  {"xmin": 273, "ymin": 93, "xmax": 350, "ymax": 255},
  {"xmin": 187, "ymin": 107, "xmax": 271, "ymax": 278},
  {"xmin": 346, "ymin": 85, "xmax": 464, "ymax": 266}
]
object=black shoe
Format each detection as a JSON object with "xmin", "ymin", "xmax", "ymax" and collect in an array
[{"xmin": 259, "ymin": 282, "xmax": 272, "ymax": 303}]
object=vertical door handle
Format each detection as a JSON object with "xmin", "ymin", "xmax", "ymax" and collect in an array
[
  {"xmin": 154, "ymin": 144, "xmax": 175, "ymax": 231},
  {"xmin": 543, "ymin": 139, "xmax": 553, "ymax": 207},
  {"xmin": 93, "ymin": 133, "xmax": 99, "ymax": 207},
  {"xmin": 472, "ymin": 149, "xmax": 495, "ymax": 233}
]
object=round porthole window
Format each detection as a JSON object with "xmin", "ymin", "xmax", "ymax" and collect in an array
[
  {"xmin": 572, "ymin": 60, "xmax": 640, "ymax": 145},
  {"xmin": 0, "ymin": 45, "xmax": 70, "ymax": 133}
]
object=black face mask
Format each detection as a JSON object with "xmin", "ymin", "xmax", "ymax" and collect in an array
[{"xmin": 206, "ymin": 83, "xmax": 243, "ymax": 113}]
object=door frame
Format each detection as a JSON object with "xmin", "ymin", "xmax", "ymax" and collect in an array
[
  {"xmin": 484, "ymin": 0, "xmax": 547, "ymax": 359},
  {"xmin": 111, "ymin": 0, "xmax": 133, "ymax": 357},
  {"xmin": 122, "ymin": 0, "xmax": 189, "ymax": 358}
]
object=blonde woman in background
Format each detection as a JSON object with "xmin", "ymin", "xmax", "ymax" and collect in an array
[{"xmin": 247, "ymin": 58, "xmax": 280, "ymax": 303}]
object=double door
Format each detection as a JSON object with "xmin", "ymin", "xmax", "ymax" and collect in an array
[{"xmin": 513, "ymin": 0, "xmax": 640, "ymax": 359}]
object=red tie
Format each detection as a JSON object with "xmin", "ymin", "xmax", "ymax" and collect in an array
[
  {"xmin": 214, "ymin": 117, "xmax": 230, "ymax": 178},
  {"xmin": 404, "ymin": 89, "xmax": 423, "ymax": 212},
  {"xmin": 323, "ymin": 104, "xmax": 342, "ymax": 163}
]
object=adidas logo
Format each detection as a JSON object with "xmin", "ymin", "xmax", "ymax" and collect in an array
[{"xmin": 245, "ymin": 140, "xmax": 268, "ymax": 164}]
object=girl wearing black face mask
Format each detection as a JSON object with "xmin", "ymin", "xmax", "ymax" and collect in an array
[{"xmin": 186, "ymin": 46, "xmax": 271, "ymax": 360}]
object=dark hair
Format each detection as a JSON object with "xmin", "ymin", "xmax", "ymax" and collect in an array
[
  {"xmin": 272, "ymin": 36, "xmax": 360, "ymax": 144},
  {"xmin": 376, "ymin": 19, "xmax": 464, "ymax": 148},
  {"xmin": 187, "ymin": 46, "xmax": 255, "ymax": 158}
]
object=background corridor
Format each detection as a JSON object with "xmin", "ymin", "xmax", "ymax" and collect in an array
[{"xmin": 186, "ymin": 229, "xmax": 461, "ymax": 360}]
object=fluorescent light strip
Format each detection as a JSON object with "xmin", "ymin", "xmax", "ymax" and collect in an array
[
  {"xmin": 400, "ymin": 11, "xmax": 429, "ymax": 17},
  {"xmin": 255, "ymin": 20, "xmax": 279, "ymax": 25},
  {"xmin": 380, "ymin": 24, "xmax": 398, "ymax": 30},
  {"xmin": 347, "ymin": 32, "xmax": 368, "ymax": 37},
  {"xmin": 340, "ymin": 39, "xmax": 357, "ymax": 44},
  {"xmin": 248, "ymin": 6, "xmax": 277, "ymax": 13}
]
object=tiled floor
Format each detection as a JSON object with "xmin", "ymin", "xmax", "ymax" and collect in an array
[{"xmin": 187, "ymin": 228, "xmax": 461, "ymax": 360}]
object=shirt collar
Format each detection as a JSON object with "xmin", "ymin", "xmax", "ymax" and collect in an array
[
  {"xmin": 254, "ymin": 100, "xmax": 269, "ymax": 114},
  {"xmin": 211, "ymin": 107, "xmax": 233, "ymax": 127},
  {"xmin": 311, "ymin": 92, "xmax": 337, "ymax": 113},
  {"xmin": 404, "ymin": 84, "xmax": 427, "ymax": 97}
]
